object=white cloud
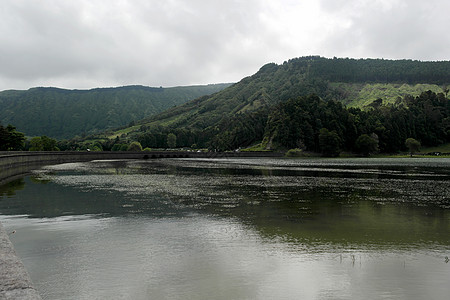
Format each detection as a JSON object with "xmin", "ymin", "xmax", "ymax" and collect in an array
[
  {"xmin": 318, "ymin": 0, "xmax": 450, "ymax": 59},
  {"xmin": 0, "ymin": 0, "xmax": 449, "ymax": 90}
]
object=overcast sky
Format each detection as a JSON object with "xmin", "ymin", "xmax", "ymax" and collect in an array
[{"xmin": 1, "ymin": 0, "xmax": 450, "ymax": 91}]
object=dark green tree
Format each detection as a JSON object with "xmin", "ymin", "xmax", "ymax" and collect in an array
[
  {"xmin": 319, "ymin": 128, "xmax": 341, "ymax": 157},
  {"xmin": 127, "ymin": 141, "xmax": 143, "ymax": 151},
  {"xmin": 42, "ymin": 136, "xmax": 59, "ymax": 151},
  {"xmin": 29, "ymin": 136, "xmax": 59, "ymax": 151},
  {"xmin": 355, "ymin": 134, "xmax": 379, "ymax": 156},
  {"xmin": 167, "ymin": 133, "xmax": 177, "ymax": 148},
  {"xmin": 0, "ymin": 124, "xmax": 25, "ymax": 150},
  {"xmin": 111, "ymin": 144, "xmax": 123, "ymax": 151},
  {"xmin": 405, "ymin": 138, "xmax": 421, "ymax": 156}
]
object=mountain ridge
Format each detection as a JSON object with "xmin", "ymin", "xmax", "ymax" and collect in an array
[
  {"xmin": 103, "ymin": 56, "xmax": 450, "ymax": 153},
  {"xmin": 136, "ymin": 56, "xmax": 450, "ymax": 130},
  {"xmin": 0, "ymin": 83, "xmax": 231, "ymax": 139}
]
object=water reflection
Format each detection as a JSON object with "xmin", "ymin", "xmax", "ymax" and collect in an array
[
  {"xmin": 2, "ymin": 158, "xmax": 450, "ymax": 247},
  {"xmin": 1, "ymin": 158, "xmax": 450, "ymax": 299},
  {"xmin": 0, "ymin": 178, "xmax": 25, "ymax": 197}
]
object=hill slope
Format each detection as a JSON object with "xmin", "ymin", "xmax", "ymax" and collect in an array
[
  {"xmin": 132, "ymin": 57, "xmax": 449, "ymax": 131},
  {"xmin": 102, "ymin": 56, "xmax": 450, "ymax": 153},
  {"xmin": 0, "ymin": 84, "xmax": 231, "ymax": 139}
]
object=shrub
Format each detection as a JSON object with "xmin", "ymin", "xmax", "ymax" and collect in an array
[
  {"xmin": 127, "ymin": 141, "xmax": 143, "ymax": 151},
  {"xmin": 286, "ymin": 148, "xmax": 304, "ymax": 157}
]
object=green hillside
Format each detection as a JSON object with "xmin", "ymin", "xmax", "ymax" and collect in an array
[
  {"xmin": 0, "ymin": 84, "xmax": 231, "ymax": 139},
  {"xmin": 99, "ymin": 56, "xmax": 450, "ymax": 154},
  {"xmin": 134, "ymin": 57, "xmax": 448, "ymax": 130},
  {"xmin": 329, "ymin": 83, "xmax": 444, "ymax": 107},
  {"xmin": 111, "ymin": 57, "xmax": 447, "ymax": 131}
]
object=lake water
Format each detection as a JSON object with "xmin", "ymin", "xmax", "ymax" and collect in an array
[{"xmin": 1, "ymin": 157, "xmax": 449, "ymax": 299}]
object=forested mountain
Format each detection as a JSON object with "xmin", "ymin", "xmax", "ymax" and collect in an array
[
  {"xmin": 306, "ymin": 56, "xmax": 450, "ymax": 84},
  {"xmin": 107, "ymin": 57, "xmax": 449, "ymax": 154},
  {"xmin": 263, "ymin": 91, "xmax": 449, "ymax": 155},
  {"xmin": 136, "ymin": 57, "xmax": 449, "ymax": 129},
  {"xmin": 0, "ymin": 84, "xmax": 230, "ymax": 139},
  {"xmin": 4, "ymin": 56, "xmax": 449, "ymax": 155}
]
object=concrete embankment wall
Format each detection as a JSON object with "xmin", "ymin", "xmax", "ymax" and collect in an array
[
  {"xmin": 0, "ymin": 151, "xmax": 282, "ymax": 185},
  {"xmin": 0, "ymin": 223, "xmax": 42, "ymax": 299},
  {"xmin": 0, "ymin": 151, "xmax": 145, "ymax": 185}
]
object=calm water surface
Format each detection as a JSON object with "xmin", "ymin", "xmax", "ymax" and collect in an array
[{"xmin": 1, "ymin": 157, "xmax": 449, "ymax": 299}]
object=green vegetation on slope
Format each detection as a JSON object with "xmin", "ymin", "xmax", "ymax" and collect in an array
[
  {"xmin": 8, "ymin": 56, "xmax": 448, "ymax": 154},
  {"xmin": 100, "ymin": 57, "xmax": 448, "ymax": 151},
  {"xmin": 419, "ymin": 143, "xmax": 450, "ymax": 154},
  {"xmin": 330, "ymin": 83, "xmax": 445, "ymax": 107},
  {"xmin": 132, "ymin": 57, "xmax": 450, "ymax": 132},
  {"xmin": 263, "ymin": 91, "xmax": 449, "ymax": 155},
  {"xmin": 0, "ymin": 84, "xmax": 231, "ymax": 139},
  {"xmin": 137, "ymin": 60, "xmax": 331, "ymax": 131},
  {"xmin": 306, "ymin": 57, "xmax": 450, "ymax": 84}
]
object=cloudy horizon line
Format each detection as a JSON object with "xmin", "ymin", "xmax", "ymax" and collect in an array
[
  {"xmin": 3, "ymin": 54, "xmax": 450, "ymax": 92},
  {"xmin": 2, "ymin": 0, "xmax": 450, "ymax": 91}
]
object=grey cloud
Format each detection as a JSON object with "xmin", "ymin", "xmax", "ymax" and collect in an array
[
  {"xmin": 0, "ymin": 1, "xmax": 329, "ymax": 88},
  {"xmin": 1, "ymin": 0, "xmax": 450, "ymax": 90},
  {"xmin": 0, "ymin": 0, "xmax": 276, "ymax": 89},
  {"xmin": 318, "ymin": 0, "xmax": 450, "ymax": 60},
  {"xmin": 1, "ymin": 1, "xmax": 114, "ymax": 79}
]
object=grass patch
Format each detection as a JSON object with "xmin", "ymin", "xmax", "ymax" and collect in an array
[
  {"xmin": 108, "ymin": 125, "xmax": 140, "ymax": 139},
  {"xmin": 419, "ymin": 143, "xmax": 450, "ymax": 154},
  {"xmin": 285, "ymin": 148, "xmax": 310, "ymax": 157},
  {"xmin": 241, "ymin": 143, "xmax": 270, "ymax": 152},
  {"xmin": 330, "ymin": 83, "xmax": 444, "ymax": 108}
]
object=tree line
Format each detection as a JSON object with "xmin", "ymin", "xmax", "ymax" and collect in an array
[
  {"xmin": 2, "ymin": 90, "xmax": 448, "ymax": 156},
  {"xmin": 0, "ymin": 124, "xmax": 61, "ymax": 151},
  {"xmin": 118, "ymin": 90, "xmax": 448, "ymax": 156},
  {"xmin": 229, "ymin": 90, "xmax": 449, "ymax": 155},
  {"xmin": 0, "ymin": 124, "xmax": 24, "ymax": 150},
  {"xmin": 290, "ymin": 56, "xmax": 450, "ymax": 85},
  {"xmin": 0, "ymin": 84, "xmax": 230, "ymax": 139}
]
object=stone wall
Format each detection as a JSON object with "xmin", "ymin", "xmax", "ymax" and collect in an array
[
  {"xmin": 0, "ymin": 223, "xmax": 42, "ymax": 299},
  {"xmin": 0, "ymin": 151, "xmax": 282, "ymax": 185}
]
